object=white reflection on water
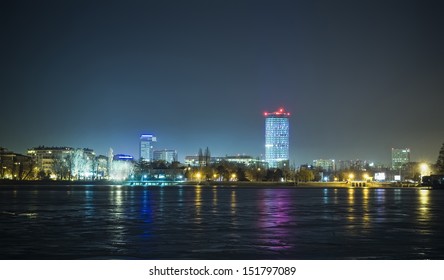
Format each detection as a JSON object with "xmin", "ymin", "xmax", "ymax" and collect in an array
[
  {"xmin": 113, "ymin": 188, "xmax": 123, "ymax": 219},
  {"xmin": 110, "ymin": 187, "xmax": 125, "ymax": 246},
  {"xmin": 84, "ymin": 189, "xmax": 94, "ymax": 217},
  {"xmin": 394, "ymin": 189, "xmax": 402, "ymax": 203},
  {"xmin": 376, "ymin": 188, "xmax": 385, "ymax": 203},
  {"xmin": 323, "ymin": 188, "xmax": 328, "ymax": 204}
]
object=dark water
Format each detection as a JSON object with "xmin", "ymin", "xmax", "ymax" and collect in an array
[{"xmin": 1, "ymin": 185, "xmax": 443, "ymax": 260}]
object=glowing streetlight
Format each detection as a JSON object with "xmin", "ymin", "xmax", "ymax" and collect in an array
[
  {"xmin": 420, "ymin": 163, "xmax": 429, "ymax": 174},
  {"xmin": 420, "ymin": 163, "xmax": 430, "ymax": 182},
  {"xmin": 231, "ymin": 173, "xmax": 237, "ymax": 181},
  {"xmin": 363, "ymin": 173, "xmax": 369, "ymax": 181},
  {"xmin": 196, "ymin": 172, "xmax": 202, "ymax": 182},
  {"xmin": 348, "ymin": 173, "xmax": 354, "ymax": 180}
]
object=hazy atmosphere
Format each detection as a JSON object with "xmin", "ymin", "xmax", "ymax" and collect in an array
[{"xmin": 2, "ymin": 0, "xmax": 443, "ymax": 165}]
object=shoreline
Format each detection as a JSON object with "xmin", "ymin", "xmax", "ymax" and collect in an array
[{"xmin": 0, "ymin": 179, "xmax": 425, "ymax": 189}]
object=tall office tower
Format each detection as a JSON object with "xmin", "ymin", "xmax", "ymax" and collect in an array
[
  {"xmin": 140, "ymin": 134, "xmax": 157, "ymax": 161},
  {"xmin": 264, "ymin": 108, "xmax": 290, "ymax": 168},
  {"xmin": 391, "ymin": 148, "xmax": 410, "ymax": 170}
]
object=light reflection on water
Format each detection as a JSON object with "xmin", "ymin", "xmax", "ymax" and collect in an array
[
  {"xmin": 347, "ymin": 188, "xmax": 355, "ymax": 222},
  {"xmin": 362, "ymin": 188, "xmax": 370, "ymax": 226},
  {"xmin": 1, "ymin": 185, "xmax": 444, "ymax": 259},
  {"xmin": 418, "ymin": 189, "xmax": 430, "ymax": 223}
]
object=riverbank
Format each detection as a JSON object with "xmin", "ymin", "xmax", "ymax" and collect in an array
[{"xmin": 1, "ymin": 179, "xmax": 421, "ymax": 189}]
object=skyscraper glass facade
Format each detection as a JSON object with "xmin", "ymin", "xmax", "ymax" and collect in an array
[
  {"xmin": 140, "ymin": 134, "xmax": 156, "ymax": 161},
  {"xmin": 264, "ymin": 108, "xmax": 290, "ymax": 168},
  {"xmin": 391, "ymin": 148, "xmax": 410, "ymax": 170}
]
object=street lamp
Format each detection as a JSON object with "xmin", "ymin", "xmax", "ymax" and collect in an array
[
  {"xmin": 363, "ymin": 173, "xmax": 369, "ymax": 181},
  {"xmin": 231, "ymin": 173, "xmax": 237, "ymax": 181},
  {"xmin": 420, "ymin": 163, "xmax": 429, "ymax": 183},
  {"xmin": 348, "ymin": 173, "xmax": 354, "ymax": 181}
]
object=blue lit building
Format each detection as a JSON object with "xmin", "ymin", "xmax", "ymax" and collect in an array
[
  {"xmin": 264, "ymin": 108, "xmax": 290, "ymax": 168},
  {"xmin": 140, "ymin": 134, "xmax": 156, "ymax": 161}
]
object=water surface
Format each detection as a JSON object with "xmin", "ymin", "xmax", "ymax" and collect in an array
[{"xmin": 1, "ymin": 185, "xmax": 443, "ymax": 259}]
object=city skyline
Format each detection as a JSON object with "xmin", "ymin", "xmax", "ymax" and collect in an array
[{"xmin": 1, "ymin": 0, "xmax": 443, "ymax": 165}]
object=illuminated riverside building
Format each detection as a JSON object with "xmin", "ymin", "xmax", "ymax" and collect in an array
[
  {"xmin": 264, "ymin": 108, "xmax": 290, "ymax": 168},
  {"xmin": 391, "ymin": 148, "xmax": 410, "ymax": 170},
  {"xmin": 27, "ymin": 146, "xmax": 73, "ymax": 175},
  {"xmin": 140, "ymin": 134, "xmax": 156, "ymax": 161}
]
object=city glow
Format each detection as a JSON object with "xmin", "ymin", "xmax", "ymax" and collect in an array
[{"xmin": 420, "ymin": 163, "xmax": 430, "ymax": 177}]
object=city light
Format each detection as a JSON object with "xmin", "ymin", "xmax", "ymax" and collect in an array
[{"xmin": 363, "ymin": 173, "xmax": 369, "ymax": 181}]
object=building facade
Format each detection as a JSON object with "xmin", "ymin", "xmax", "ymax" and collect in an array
[
  {"xmin": 27, "ymin": 146, "xmax": 74, "ymax": 176},
  {"xmin": 27, "ymin": 146, "xmax": 97, "ymax": 180},
  {"xmin": 264, "ymin": 108, "xmax": 290, "ymax": 168},
  {"xmin": 392, "ymin": 148, "xmax": 410, "ymax": 170},
  {"xmin": 140, "ymin": 134, "xmax": 157, "ymax": 161},
  {"xmin": 313, "ymin": 159, "xmax": 336, "ymax": 172},
  {"xmin": 153, "ymin": 149, "xmax": 178, "ymax": 163}
]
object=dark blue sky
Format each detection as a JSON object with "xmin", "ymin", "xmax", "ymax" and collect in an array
[{"xmin": 1, "ymin": 0, "xmax": 443, "ymax": 165}]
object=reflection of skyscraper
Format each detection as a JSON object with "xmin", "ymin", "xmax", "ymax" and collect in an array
[
  {"xmin": 391, "ymin": 148, "xmax": 410, "ymax": 170},
  {"xmin": 140, "ymin": 134, "xmax": 156, "ymax": 161},
  {"xmin": 264, "ymin": 108, "xmax": 290, "ymax": 168}
]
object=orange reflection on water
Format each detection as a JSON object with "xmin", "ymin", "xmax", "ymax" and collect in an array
[
  {"xmin": 212, "ymin": 186, "xmax": 218, "ymax": 213},
  {"xmin": 362, "ymin": 188, "xmax": 370, "ymax": 226},
  {"xmin": 195, "ymin": 186, "xmax": 202, "ymax": 220},
  {"xmin": 347, "ymin": 188, "xmax": 355, "ymax": 222},
  {"xmin": 231, "ymin": 190, "xmax": 237, "ymax": 215}
]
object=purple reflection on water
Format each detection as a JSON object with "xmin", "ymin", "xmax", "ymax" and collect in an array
[{"xmin": 256, "ymin": 189, "xmax": 294, "ymax": 251}]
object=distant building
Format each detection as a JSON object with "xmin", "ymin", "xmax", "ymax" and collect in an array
[
  {"xmin": 153, "ymin": 149, "xmax": 178, "ymax": 163},
  {"xmin": 113, "ymin": 154, "xmax": 134, "ymax": 161},
  {"xmin": 264, "ymin": 108, "xmax": 290, "ymax": 168},
  {"xmin": 1, "ymin": 148, "xmax": 33, "ymax": 180},
  {"xmin": 27, "ymin": 146, "xmax": 74, "ymax": 176},
  {"xmin": 225, "ymin": 155, "xmax": 266, "ymax": 167},
  {"xmin": 392, "ymin": 148, "xmax": 410, "ymax": 170},
  {"xmin": 313, "ymin": 159, "xmax": 336, "ymax": 172},
  {"xmin": 140, "ymin": 134, "xmax": 156, "ymax": 161},
  {"xmin": 184, "ymin": 155, "xmax": 224, "ymax": 167},
  {"xmin": 337, "ymin": 159, "xmax": 368, "ymax": 171},
  {"xmin": 27, "ymin": 146, "xmax": 96, "ymax": 180}
]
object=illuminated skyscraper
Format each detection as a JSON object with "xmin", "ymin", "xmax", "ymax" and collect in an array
[
  {"xmin": 264, "ymin": 108, "xmax": 290, "ymax": 168},
  {"xmin": 140, "ymin": 134, "xmax": 156, "ymax": 161},
  {"xmin": 391, "ymin": 148, "xmax": 410, "ymax": 170}
]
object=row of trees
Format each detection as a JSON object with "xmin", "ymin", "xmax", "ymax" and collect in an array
[{"xmin": 2, "ymin": 142, "xmax": 444, "ymax": 181}]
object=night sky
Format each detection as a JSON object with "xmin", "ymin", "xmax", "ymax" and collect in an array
[{"xmin": 1, "ymin": 0, "xmax": 443, "ymax": 165}]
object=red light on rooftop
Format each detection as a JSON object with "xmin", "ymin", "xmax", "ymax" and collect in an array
[{"xmin": 264, "ymin": 107, "xmax": 290, "ymax": 117}]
